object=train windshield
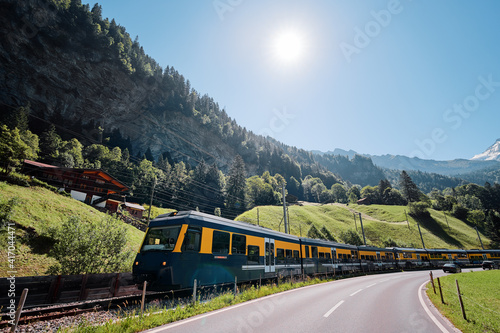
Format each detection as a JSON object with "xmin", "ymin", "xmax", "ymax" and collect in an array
[{"xmin": 141, "ymin": 226, "xmax": 181, "ymax": 252}]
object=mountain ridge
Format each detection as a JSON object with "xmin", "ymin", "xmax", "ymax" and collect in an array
[
  {"xmin": 313, "ymin": 148, "xmax": 500, "ymax": 176},
  {"xmin": 471, "ymin": 139, "xmax": 500, "ymax": 161}
]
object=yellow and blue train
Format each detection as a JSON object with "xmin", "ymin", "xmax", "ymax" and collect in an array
[{"xmin": 132, "ymin": 211, "xmax": 500, "ymax": 290}]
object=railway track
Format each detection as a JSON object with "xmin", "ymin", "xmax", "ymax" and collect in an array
[{"xmin": 0, "ymin": 289, "xmax": 183, "ymax": 329}]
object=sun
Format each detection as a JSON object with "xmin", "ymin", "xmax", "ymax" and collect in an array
[{"xmin": 271, "ymin": 29, "xmax": 305, "ymax": 64}]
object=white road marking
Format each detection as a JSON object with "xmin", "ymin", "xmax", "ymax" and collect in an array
[
  {"xmin": 323, "ymin": 300, "xmax": 345, "ymax": 318},
  {"xmin": 350, "ymin": 289, "xmax": 363, "ymax": 296},
  {"xmin": 365, "ymin": 283, "xmax": 377, "ymax": 288},
  {"xmin": 418, "ymin": 280, "xmax": 450, "ymax": 333}
]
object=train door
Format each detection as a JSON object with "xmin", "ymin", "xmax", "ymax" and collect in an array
[
  {"xmin": 265, "ymin": 238, "xmax": 275, "ymax": 273},
  {"xmin": 331, "ymin": 249, "xmax": 336, "ymax": 265}
]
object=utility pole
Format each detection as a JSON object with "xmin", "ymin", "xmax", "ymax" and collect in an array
[
  {"xmin": 417, "ymin": 222, "xmax": 425, "ymax": 249},
  {"xmin": 282, "ymin": 183, "xmax": 288, "ymax": 234},
  {"xmin": 257, "ymin": 208, "xmax": 260, "ymax": 226},
  {"xmin": 475, "ymin": 227, "xmax": 485, "ymax": 250},
  {"xmin": 353, "ymin": 213, "xmax": 358, "ymax": 231},
  {"xmin": 404, "ymin": 210, "xmax": 410, "ymax": 230},
  {"xmin": 358, "ymin": 213, "xmax": 366, "ymax": 245},
  {"xmin": 147, "ymin": 176, "xmax": 157, "ymax": 225}
]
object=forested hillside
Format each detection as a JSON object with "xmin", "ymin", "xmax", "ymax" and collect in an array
[{"xmin": 1, "ymin": 0, "xmax": 500, "ymax": 225}]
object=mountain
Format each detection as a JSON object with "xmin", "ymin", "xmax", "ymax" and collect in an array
[
  {"xmin": 313, "ymin": 149, "xmax": 500, "ymax": 177},
  {"xmin": 471, "ymin": 139, "xmax": 500, "ymax": 161},
  {"xmin": 1, "ymin": 0, "xmax": 498, "ymax": 192}
]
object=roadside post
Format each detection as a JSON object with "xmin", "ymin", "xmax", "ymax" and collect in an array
[
  {"xmin": 10, "ymin": 288, "xmax": 28, "ymax": 333},
  {"xmin": 437, "ymin": 277, "xmax": 445, "ymax": 304},
  {"xmin": 456, "ymin": 279, "xmax": 467, "ymax": 320},
  {"xmin": 429, "ymin": 271, "xmax": 436, "ymax": 294}
]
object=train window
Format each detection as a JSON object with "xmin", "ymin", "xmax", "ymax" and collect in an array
[
  {"xmin": 286, "ymin": 249, "xmax": 292, "ymax": 258},
  {"xmin": 232, "ymin": 234, "xmax": 246, "ymax": 254},
  {"xmin": 141, "ymin": 226, "xmax": 181, "ymax": 252},
  {"xmin": 247, "ymin": 245, "xmax": 260, "ymax": 264},
  {"xmin": 277, "ymin": 248, "xmax": 285, "ymax": 260},
  {"xmin": 212, "ymin": 231, "xmax": 230, "ymax": 254},
  {"xmin": 305, "ymin": 246, "xmax": 310, "ymax": 258},
  {"xmin": 182, "ymin": 227, "xmax": 201, "ymax": 252},
  {"xmin": 325, "ymin": 253, "xmax": 331, "ymax": 259},
  {"xmin": 293, "ymin": 250, "xmax": 300, "ymax": 259},
  {"xmin": 311, "ymin": 247, "xmax": 318, "ymax": 258}
]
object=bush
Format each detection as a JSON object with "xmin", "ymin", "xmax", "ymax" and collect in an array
[
  {"xmin": 408, "ymin": 201, "xmax": 430, "ymax": 217},
  {"xmin": 451, "ymin": 204, "xmax": 469, "ymax": 220},
  {"xmin": 46, "ymin": 215, "xmax": 133, "ymax": 274},
  {"xmin": 340, "ymin": 229, "xmax": 364, "ymax": 246}
]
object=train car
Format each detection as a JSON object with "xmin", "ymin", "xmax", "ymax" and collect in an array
[
  {"xmin": 299, "ymin": 238, "xmax": 360, "ymax": 275},
  {"xmin": 427, "ymin": 249, "xmax": 468, "ymax": 267},
  {"xmin": 467, "ymin": 249, "xmax": 500, "ymax": 264},
  {"xmin": 358, "ymin": 245, "xmax": 398, "ymax": 271},
  {"xmin": 133, "ymin": 210, "xmax": 304, "ymax": 289},
  {"xmin": 391, "ymin": 247, "xmax": 431, "ymax": 268}
]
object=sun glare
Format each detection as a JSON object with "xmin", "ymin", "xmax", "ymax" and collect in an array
[{"xmin": 272, "ymin": 30, "xmax": 305, "ymax": 64}]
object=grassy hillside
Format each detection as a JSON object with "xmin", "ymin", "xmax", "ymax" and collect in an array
[
  {"xmin": 236, "ymin": 203, "xmax": 490, "ymax": 249},
  {"xmin": 0, "ymin": 182, "xmax": 145, "ymax": 277}
]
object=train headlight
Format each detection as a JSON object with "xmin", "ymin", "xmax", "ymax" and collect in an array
[
  {"xmin": 162, "ymin": 261, "xmax": 167, "ymax": 266},
  {"xmin": 135, "ymin": 261, "xmax": 139, "ymax": 266}
]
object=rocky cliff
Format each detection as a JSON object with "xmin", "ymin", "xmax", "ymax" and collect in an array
[{"xmin": 0, "ymin": 0, "xmax": 241, "ymax": 171}]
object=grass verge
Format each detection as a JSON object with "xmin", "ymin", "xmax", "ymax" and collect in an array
[{"xmin": 426, "ymin": 270, "xmax": 500, "ymax": 333}]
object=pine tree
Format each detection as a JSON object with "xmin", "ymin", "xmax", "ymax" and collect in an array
[
  {"xmin": 225, "ymin": 155, "xmax": 246, "ymax": 217},
  {"xmin": 399, "ymin": 171, "xmax": 420, "ymax": 203}
]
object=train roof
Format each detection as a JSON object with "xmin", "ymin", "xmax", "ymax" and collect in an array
[
  {"xmin": 299, "ymin": 237, "xmax": 358, "ymax": 250},
  {"xmin": 150, "ymin": 210, "xmax": 299, "ymax": 242}
]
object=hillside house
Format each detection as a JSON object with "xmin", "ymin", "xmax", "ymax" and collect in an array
[
  {"xmin": 23, "ymin": 160, "xmax": 129, "ymax": 208},
  {"xmin": 357, "ymin": 197, "xmax": 371, "ymax": 205},
  {"xmin": 106, "ymin": 199, "xmax": 146, "ymax": 219}
]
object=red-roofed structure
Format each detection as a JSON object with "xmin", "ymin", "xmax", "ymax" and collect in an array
[{"xmin": 23, "ymin": 160, "xmax": 129, "ymax": 207}]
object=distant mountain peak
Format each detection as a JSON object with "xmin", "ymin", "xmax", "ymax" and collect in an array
[{"xmin": 471, "ymin": 139, "xmax": 500, "ymax": 161}]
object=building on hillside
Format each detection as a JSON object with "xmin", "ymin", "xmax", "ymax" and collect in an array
[
  {"xmin": 22, "ymin": 159, "xmax": 129, "ymax": 208},
  {"xmin": 106, "ymin": 199, "xmax": 146, "ymax": 219},
  {"xmin": 357, "ymin": 197, "xmax": 371, "ymax": 205}
]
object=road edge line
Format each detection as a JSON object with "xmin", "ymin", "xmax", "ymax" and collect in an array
[{"xmin": 418, "ymin": 280, "xmax": 452, "ymax": 333}]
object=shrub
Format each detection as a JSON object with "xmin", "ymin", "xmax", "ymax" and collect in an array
[
  {"xmin": 46, "ymin": 215, "xmax": 133, "ymax": 274},
  {"xmin": 408, "ymin": 201, "xmax": 430, "ymax": 217},
  {"xmin": 451, "ymin": 204, "xmax": 469, "ymax": 220}
]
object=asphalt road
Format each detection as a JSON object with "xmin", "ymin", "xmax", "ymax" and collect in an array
[{"xmin": 144, "ymin": 269, "xmax": 465, "ymax": 333}]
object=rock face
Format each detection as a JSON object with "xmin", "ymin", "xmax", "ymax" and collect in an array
[{"xmin": 0, "ymin": 0, "xmax": 237, "ymax": 170}]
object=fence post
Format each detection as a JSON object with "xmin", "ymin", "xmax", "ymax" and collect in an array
[
  {"xmin": 193, "ymin": 279, "xmax": 197, "ymax": 304},
  {"xmin": 429, "ymin": 271, "xmax": 436, "ymax": 294},
  {"xmin": 140, "ymin": 281, "xmax": 147, "ymax": 316},
  {"xmin": 456, "ymin": 279, "xmax": 467, "ymax": 320},
  {"xmin": 11, "ymin": 288, "xmax": 28, "ymax": 333},
  {"xmin": 234, "ymin": 276, "xmax": 238, "ymax": 296},
  {"xmin": 437, "ymin": 277, "xmax": 445, "ymax": 304}
]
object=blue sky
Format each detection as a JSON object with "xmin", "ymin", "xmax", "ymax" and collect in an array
[{"xmin": 83, "ymin": 0, "xmax": 500, "ymax": 161}]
